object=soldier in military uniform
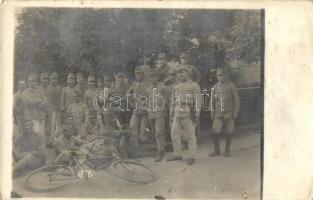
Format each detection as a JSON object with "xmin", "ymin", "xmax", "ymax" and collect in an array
[
  {"xmin": 97, "ymin": 75, "xmax": 104, "ymax": 90},
  {"xmin": 46, "ymin": 72, "xmax": 62, "ymax": 138},
  {"xmin": 13, "ymin": 118, "xmax": 45, "ymax": 177},
  {"xmin": 13, "ymin": 79, "xmax": 27, "ymax": 140},
  {"xmin": 128, "ymin": 66, "xmax": 150, "ymax": 155},
  {"xmin": 209, "ymin": 67, "xmax": 240, "ymax": 157},
  {"xmin": 155, "ymin": 52, "xmax": 170, "ymax": 82},
  {"xmin": 84, "ymin": 75, "xmax": 99, "ymax": 112},
  {"xmin": 67, "ymin": 90, "xmax": 88, "ymax": 138},
  {"xmin": 61, "ymin": 73, "xmax": 81, "ymax": 115},
  {"xmin": 81, "ymin": 110, "xmax": 105, "ymax": 141},
  {"xmin": 167, "ymin": 66, "xmax": 202, "ymax": 165},
  {"xmin": 102, "ymin": 73, "xmax": 117, "ymax": 133},
  {"xmin": 178, "ymin": 51, "xmax": 201, "ymax": 84},
  {"xmin": 162, "ymin": 67, "xmax": 178, "ymax": 151},
  {"xmin": 21, "ymin": 73, "xmax": 48, "ymax": 143},
  {"xmin": 39, "ymin": 72, "xmax": 49, "ymax": 96},
  {"xmin": 147, "ymin": 69, "xmax": 170, "ymax": 162},
  {"xmin": 76, "ymin": 72, "xmax": 88, "ymax": 96}
]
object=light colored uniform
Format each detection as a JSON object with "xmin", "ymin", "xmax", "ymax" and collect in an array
[
  {"xmin": 211, "ymin": 81, "xmax": 240, "ymax": 134},
  {"xmin": 170, "ymin": 80, "xmax": 202, "ymax": 159}
]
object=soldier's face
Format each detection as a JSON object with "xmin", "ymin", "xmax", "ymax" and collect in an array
[
  {"xmin": 97, "ymin": 81, "xmax": 104, "ymax": 88},
  {"xmin": 217, "ymin": 72, "xmax": 225, "ymax": 82},
  {"xmin": 178, "ymin": 70, "xmax": 188, "ymax": 81},
  {"xmin": 105, "ymin": 78, "xmax": 113, "ymax": 87},
  {"xmin": 67, "ymin": 77, "xmax": 75, "ymax": 87},
  {"xmin": 135, "ymin": 73, "xmax": 144, "ymax": 81},
  {"xmin": 88, "ymin": 79, "xmax": 96, "ymax": 88},
  {"xmin": 158, "ymin": 57, "xmax": 167, "ymax": 66},
  {"xmin": 41, "ymin": 77, "xmax": 49, "ymax": 86},
  {"xmin": 51, "ymin": 77, "xmax": 59, "ymax": 86},
  {"xmin": 180, "ymin": 56, "xmax": 188, "ymax": 64},
  {"xmin": 29, "ymin": 79, "xmax": 39, "ymax": 89},
  {"xmin": 77, "ymin": 74, "xmax": 84, "ymax": 84}
]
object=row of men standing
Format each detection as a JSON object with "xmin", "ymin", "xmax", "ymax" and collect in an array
[{"xmin": 13, "ymin": 51, "xmax": 240, "ymax": 168}]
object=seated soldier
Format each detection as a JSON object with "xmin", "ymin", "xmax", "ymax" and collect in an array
[
  {"xmin": 81, "ymin": 110, "xmax": 105, "ymax": 141},
  {"xmin": 54, "ymin": 125, "xmax": 87, "ymax": 165},
  {"xmin": 13, "ymin": 118, "xmax": 45, "ymax": 177},
  {"xmin": 114, "ymin": 119, "xmax": 157, "ymax": 159},
  {"xmin": 80, "ymin": 137, "xmax": 118, "ymax": 158}
]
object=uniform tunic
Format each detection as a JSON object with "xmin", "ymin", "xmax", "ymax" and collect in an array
[
  {"xmin": 211, "ymin": 81, "xmax": 240, "ymax": 134},
  {"xmin": 147, "ymin": 83, "xmax": 169, "ymax": 152},
  {"xmin": 84, "ymin": 88, "xmax": 99, "ymax": 111},
  {"xmin": 60, "ymin": 86, "xmax": 81, "ymax": 111}
]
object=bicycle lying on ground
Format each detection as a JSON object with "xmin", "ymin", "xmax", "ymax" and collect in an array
[{"xmin": 25, "ymin": 152, "xmax": 157, "ymax": 192}]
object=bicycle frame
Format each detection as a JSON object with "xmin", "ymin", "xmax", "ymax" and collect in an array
[{"xmin": 72, "ymin": 153, "xmax": 121, "ymax": 174}]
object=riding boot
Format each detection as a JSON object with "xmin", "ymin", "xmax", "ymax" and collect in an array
[
  {"xmin": 209, "ymin": 134, "xmax": 220, "ymax": 156},
  {"xmin": 224, "ymin": 134, "xmax": 232, "ymax": 157},
  {"xmin": 155, "ymin": 151, "xmax": 164, "ymax": 162}
]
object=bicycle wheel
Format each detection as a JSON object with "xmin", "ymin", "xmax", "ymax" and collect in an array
[
  {"xmin": 110, "ymin": 160, "xmax": 157, "ymax": 184},
  {"xmin": 25, "ymin": 165, "xmax": 76, "ymax": 192}
]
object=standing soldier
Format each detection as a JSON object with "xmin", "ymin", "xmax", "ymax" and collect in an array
[
  {"xmin": 162, "ymin": 67, "xmax": 178, "ymax": 151},
  {"xmin": 155, "ymin": 52, "xmax": 170, "ymax": 82},
  {"xmin": 178, "ymin": 51, "xmax": 201, "ymax": 84},
  {"xmin": 46, "ymin": 72, "xmax": 62, "ymax": 138},
  {"xmin": 13, "ymin": 79, "xmax": 27, "ymax": 140},
  {"xmin": 84, "ymin": 74, "xmax": 99, "ymax": 112},
  {"xmin": 67, "ymin": 90, "xmax": 88, "ymax": 138},
  {"xmin": 21, "ymin": 73, "xmax": 48, "ymax": 143},
  {"xmin": 147, "ymin": 69, "xmax": 169, "ymax": 162},
  {"xmin": 102, "ymin": 73, "xmax": 117, "ymax": 133},
  {"xmin": 167, "ymin": 66, "xmax": 202, "ymax": 165},
  {"xmin": 112, "ymin": 73, "xmax": 129, "ymax": 124},
  {"xmin": 97, "ymin": 75, "xmax": 104, "ymax": 90},
  {"xmin": 76, "ymin": 72, "xmax": 88, "ymax": 96},
  {"xmin": 128, "ymin": 66, "xmax": 150, "ymax": 155},
  {"xmin": 209, "ymin": 67, "xmax": 240, "ymax": 157},
  {"xmin": 60, "ymin": 73, "xmax": 81, "ymax": 115},
  {"xmin": 39, "ymin": 72, "xmax": 49, "ymax": 96}
]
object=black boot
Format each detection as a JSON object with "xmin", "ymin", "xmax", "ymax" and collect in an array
[
  {"xmin": 209, "ymin": 134, "xmax": 220, "ymax": 156},
  {"xmin": 224, "ymin": 134, "xmax": 232, "ymax": 157},
  {"xmin": 155, "ymin": 151, "xmax": 164, "ymax": 162}
]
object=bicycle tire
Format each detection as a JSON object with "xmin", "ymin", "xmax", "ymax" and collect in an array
[
  {"xmin": 110, "ymin": 160, "xmax": 157, "ymax": 184},
  {"xmin": 25, "ymin": 165, "xmax": 76, "ymax": 192}
]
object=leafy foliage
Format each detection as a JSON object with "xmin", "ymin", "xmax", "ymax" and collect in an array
[{"xmin": 14, "ymin": 8, "xmax": 261, "ymax": 81}]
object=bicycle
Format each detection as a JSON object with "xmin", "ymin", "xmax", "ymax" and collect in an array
[{"xmin": 24, "ymin": 152, "xmax": 157, "ymax": 192}]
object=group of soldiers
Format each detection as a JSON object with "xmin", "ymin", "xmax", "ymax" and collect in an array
[{"xmin": 13, "ymin": 51, "xmax": 240, "ymax": 177}]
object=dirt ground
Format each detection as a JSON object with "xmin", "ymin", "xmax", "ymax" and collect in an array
[{"xmin": 13, "ymin": 133, "xmax": 261, "ymax": 199}]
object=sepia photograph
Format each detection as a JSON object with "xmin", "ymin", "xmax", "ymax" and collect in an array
[{"xmin": 11, "ymin": 7, "xmax": 264, "ymax": 199}]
